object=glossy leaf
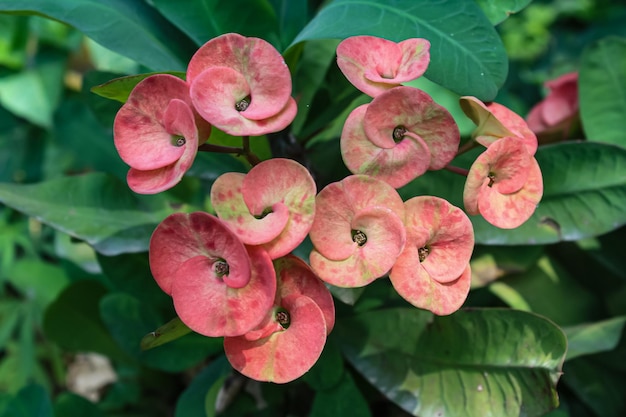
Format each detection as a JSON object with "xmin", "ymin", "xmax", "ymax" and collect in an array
[
  {"xmin": 309, "ymin": 371, "xmax": 371, "ymax": 417},
  {"xmin": 91, "ymin": 71, "xmax": 186, "ymax": 103},
  {"xmin": 0, "ymin": 0, "xmax": 196, "ymax": 71},
  {"xmin": 53, "ymin": 392, "xmax": 105, "ymax": 417},
  {"xmin": 0, "ymin": 173, "xmax": 172, "ymax": 255},
  {"xmin": 400, "ymin": 142, "xmax": 626, "ymax": 244},
  {"xmin": 335, "ymin": 307, "xmax": 566, "ymax": 417},
  {"xmin": 475, "ymin": 0, "xmax": 532, "ymax": 25},
  {"xmin": 140, "ymin": 317, "xmax": 192, "ymax": 351},
  {"xmin": 175, "ymin": 356, "xmax": 232, "ymax": 417},
  {"xmin": 563, "ymin": 316, "xmax": 626, "ymax": 361},
  {"xmin": 579, "ymin": 36, "xmax": 626, "ymax": 147},
  {"xmin": 151, "ymin": 0, "xmax": 280, "ymax": 49},
  {"xmin": 100, "ymin": 293, "xmax": 222, "ymax": 372},
  {"xmin": 291, "ymin": 0, "xmax": 507, "ymax": 100}
]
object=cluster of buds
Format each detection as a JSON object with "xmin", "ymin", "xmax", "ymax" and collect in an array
[{"xmin": 112, "ymin": 32, "xmax": 543, "ymax": 383}]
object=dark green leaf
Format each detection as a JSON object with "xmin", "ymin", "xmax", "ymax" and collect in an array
[
  {"xmin": 140, "ymin": 317, "xmax": 192, "ymax": 351},
  {"xmin": 43, "ymin": 280, "xmax": 129, "ymax": 361},
  {"xmin": 303, "ymin": 339, "xmax": 344, "ymax": 391},
  {"xmin": 336, "ymin": 307, "xmax": 566, "ymax": 417},
  {"xmin": 269, "ymin": 0, "xmax": 309, "ymax": 47},
  {"xmin": 309, "ymin": 370, "xmax": 371, "ymax": 417},
  {"xmin": 475, "ymin": 0, "xmax": 532, "ymax": 25},
  {"xmin": 0, "ymin": 0, "xmax": 196, "ymax": 71},
  {"xmin": 470, "ymin": 244, "xmax": 544, "ymax": 288},
  {"xmin": 579, "ymin": 36, "xmax": 626, "ymax": 147},
  {"xmin": 0, "ymin": 173, "xmax": 173, "ymax": 255},
  {"xmin": 100, "ymin": 293, "xmax": 221, "ymax": 372},
  {"xmin": 151, "ymin": 0, "xmax": 280, "ymax": 48},
  {"xmin": 291, "ymin": 0, "xmax": 508, "ymax": 100},
  {"xmin": 175, "ymin": 356, "xmax": 232, "ymax": 417},
  {"xmin": 53, "ymin": 392, "xmax": 105, "ymax": 417},
  {"xmin": 564, "ymin": 316, "xmax": 626, "ymax": 361},
  {"xmin": 9, "ymin": 385, "xmax": 52, "ymax": 417},
  {"xmin": 90, "ymin": 71, "xmax": 186, "ymax": 103}
]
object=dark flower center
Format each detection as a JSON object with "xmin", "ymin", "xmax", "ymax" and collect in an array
[
  {"xmin": 418, "ymin": 246, "xmax": 430, "ymax": 262},
  {"xmin": 214, "ymin": 260, "xmax": 229, "ymax": 277},
  {"xmin": 235, "ymin": 96, "xmax": 251, "ymax": 112},
  {"xmin": 487, "ymin": 172, "xmax": 496, "ymax": 187},
  {"xmin": 172, "ymin": 135, "xmax": 186, "ymax": 147},
  {"xmin": 393, "ymin": 126, "xmax": 407, "ymax": 142},
  {"xmin": 276, "ymin": 309, "xmax": 290, "ymax": 329},
  {"xmin": 352, "ymin": 230, "xmax": 367, "ymax": 246}
]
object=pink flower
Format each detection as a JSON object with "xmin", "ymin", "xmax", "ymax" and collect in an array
[
  {"xmin": 113, "ymin": 74, "xmax": 211, "ymax": 194},
  {"xmin": 463, "ymin": 137, "xmax": 543, "ymax": 229},
  {"xmin": 187, "ymin": 33, "xmax": 297, "ymax": 136},
  {"xmin": 389, "ymin": 196, "xmax": 474, "ymax": 315},
  {"xmin": 309, "ymin": 175, "xmax": 406, "ymax": 287},
  {"xmin": 210, "ymin": 158, "xmax": 316, "ymax": 259},
  {"xmin": 526, "ymin": 72, "xmax": 579, "ymax": 136},
  {"xmin": 341, "ymin": 87, "xmax": 460, "ymax": 188},
  {"xmin": 149, "ymin": 212, "xmax": 276, "ymax": 337},
  {"xmin": 460, "ymin": 96, "xmax": 537, "ymax": 155},
  {"xmin": 224, "ymin": 255, "xmax": 334, "ymax": 383},
  {"xmin": 337, "ymin": 36, "xmax": 430, "ymax": 97}
]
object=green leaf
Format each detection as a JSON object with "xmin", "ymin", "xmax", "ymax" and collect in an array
[
  {"xmin": 309, "ymin": 370, "xmax": 371, "ymax": 417},
  {"xmin": 401, "ymin": 142, "xmax": 626, "ymax": 245},
  {"xmin": 90, "ymin": 71, "xmax": 186, "ymax": 103},
  {"xmin": 474, "ymin": 0, "xmax": 532, "ymax": 25},
  {"xmin": 175, "ymin": 356, "xmax": 232, "ymax": 417},
  {"xmin": 489, "ymin": 256, "xmax": 601, "ymax": 326},
  {"xmin": 579, "ymin": 36, "xmax": 626, "ymax": 147},
  {"xmin": 6, "ymin": 384, "xmax": 52, "ymax": 417},
  {"xmin": 0, "ymin": 0, "xmax": 196, "ymax": 71},
  {"xmin": 53, "ymin": 392, "xmax": 105, "ymax": 417},
  {"xmin": 0, "ymin": 53, "xmax": 65, "ymax": 128},
  {"xmin": 151, "ymin": 0, "xmax": 280, "ymax": 49},
  {"xmin": 269, "ymin": 0, "xmax": 309, "ymax": 47},
  {"xmin": 0, "ymin": 173, "xmax": 173, "ymax": 256},
  {"xmin": 335, "ymin": 307, "xmax": 566, "ymax": 417},
  {"xmin": 140, "ymin": 317, "xmax": 192, "ymax": 351},
  {"xmin": 470, "ymin": 244, "xmax": 544, "ymax": 288},
  {"xmin": 100, "ymin": 293, "xmax": 222, "ymax": 372},
  {"xmin": 43, "ymin": 280, "xmax": 129, "ymax": 361},
  {"xmin": 291, "ymin": 0, "xmax": 508, "ymax": 100},
  {"xmin": 5, "ymin": 259, "xmax": 69, "ymax": 308},
  {"xmin": 563, "ymin": 316, "xmax": 626, "ymax": 361},
  {"xmin": 303, "ymin": 339, "xmax": 345, "ymax": 391}
]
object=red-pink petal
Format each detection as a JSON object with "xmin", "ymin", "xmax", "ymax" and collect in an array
[
  {"xmin": 274, "ymin": 254, "xmax": 335, "ymax": 334},
  {"xmin": 149, "ymin": 212, "xmax": 251, "ymax": 295},
  {"xmin": 400, "ymin": 196, "xmax": 474, "ymax": 284},
  {"xmin": 114, "ymin": 74, "xmax": 209, "ymax": 171},
  {"xmin": 211, "ymin": 172, "xmax": 289, "ymax": 245},
  {"xmin": 337, "ymin": 36, "xmax": 430, "ymax": 97},
  {"xmin": 363, "ymin": 87, "xmax": 459, "ymax": 170},
  {"xmin": 341, "ymin": 104, "xmax": 432, "ymax": 188},
  {"xmin": 171, "ymin": 245, "xmax": 276, "ymax": 337},
  {"xmin": 309, "ymin": 175, "xmax": 405, "ymax": 261},
  {"xmin": 224, "ymin": 294, "xmax": 327, "ymax": 383},
  {"xmin": 391, "ymin": 262, "xmax": 472, "ymax": 316},
  {"xmin": 460, "ymin": 96, "xmax": 537, "ymax": 155}
]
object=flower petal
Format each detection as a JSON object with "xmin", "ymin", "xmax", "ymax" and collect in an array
[
  {"xmin": 172, "ymin": 245, "xmax": 276, "ymax": 337},
  {"xmin": 149, "ymin": 212, "xmax": 251, "ymax": 295},
  {"xmin": 224, "ymin": 294, "xmax": 327, "ymax": 383}
]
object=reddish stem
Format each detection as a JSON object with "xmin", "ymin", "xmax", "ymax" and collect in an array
[
  {"xmin": 456, "ymin": 139, "xmax": 479, "ymax": 156},
  {"xmin": 444, "ymin": 165, "xmax": 469, "ymax": 177}
]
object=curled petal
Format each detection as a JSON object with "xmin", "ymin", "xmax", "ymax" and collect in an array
[
  {"xmin": 114, "ymin": 74, "xmax": 210, "ymax": 171},
  {"xmin": 309, "ymin": 175, "xmax": 405, "ymax": 261},
  {"xmin": 337, "ymin": 36, "xmax": 430, "ymax": 97},
  {"xmin": 391, "ymin": 262, "xmax": 472, "ymax": 316},
  {"xmin": 211, "ymin": 159, "xmax": 316, "ymax": 259},
  {"xmin": 172, "ymin": 245, "xmax": 276, "ymax": 337},
  {"xmin": 400, "ymin": 196, "xmax": 474, "ymax": 284},
  {"xmin": 310, "ymin": 206, "xmax": 406, "ymax": 287},
  {"xmin": 464, "ymin": 138, "xmax": 543, "ymax": 229},
  {"xmin": 341, "ymin": 104, "xmax": 431, "ymax": 188},
  {"xmin": 460, "ymin": 96, "xmax": 537, "ymax": 155},
  {"xmin": 224, "ymin": 294, "xmax": 327, "ymax": 383},
  {"xmin": 364, "ymin": 87, "xmax": 460, "ymax": 170},
  {"xmin": 527, "ymin": 72, "xmax": 579, "ymax": 135},
  {"xmin": 274, "ymin": 255, "xmax": 335, "ymax": 333},
  {"xmin": 149, "ymin": 212, "xmax": 251, "ymax": 295}
]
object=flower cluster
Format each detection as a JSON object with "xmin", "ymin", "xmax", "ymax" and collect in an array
[{"xmin": 111, "ymin": 33, "xmax": 543, "ymax": 383}]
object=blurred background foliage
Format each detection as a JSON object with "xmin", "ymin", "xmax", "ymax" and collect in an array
[{"xmin": 0, "ymin": 0, "xmax": 625, "ymax": 416}]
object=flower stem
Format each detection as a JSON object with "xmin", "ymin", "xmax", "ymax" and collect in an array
[
  {"xmin": 456, "ymin": 139, "xmax": 479, "ymax": 156},
  {"xmin": 197, "ymin": 137, "xmax": 261, "ymax": 166},
  {"xmin": 444, "ymin": 164, "xmax": 469, "ymax": 177}
]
